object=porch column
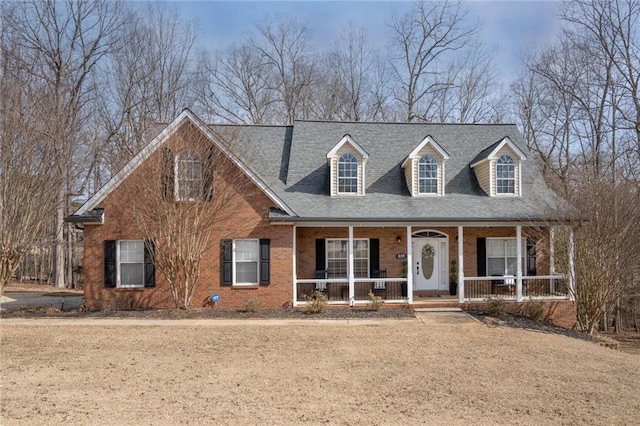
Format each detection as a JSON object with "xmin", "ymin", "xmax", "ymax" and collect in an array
[
  {"xmin": 348, "ymin": 226, "xmax": 355, "ymax": 304},
  {"xmin": 457, "ymin": 225, "xmax": 464, "ymax": 303},
  {"xmin": 406, "ymin": 226, "xmax": 412, "ymax": 304},
  {"xmin": 568, "ymin": 226, "xmax": 576, "ymax": 301},
  {"xmin": 549, "ymin": 226, "xmax": 555, "ymax": 274},
  {"xmin": 516, "ymin": 225, "xmax": 523, "ymax": 302},
  {"xmin": 292, "ymin": 225, "xmax": 298, "ymax": 307}
]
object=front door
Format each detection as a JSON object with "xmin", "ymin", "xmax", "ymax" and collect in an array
[{"xmin": 412, "ymin": 238, "xmax": 447, "ymax": 291}]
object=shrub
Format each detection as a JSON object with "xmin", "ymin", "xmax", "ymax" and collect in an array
[
  {"xmin": 522, "ymin": 299, "xmax": 555, "ymax": 323},
  {"xmin": 486, "ymin": 298, "xmax": 508, "ymax": 318},
  {"xmin": 237, "ymin": 298, "xmax": 262, "ymax": 313},
  {"xmin": 367, "ymin": 290, "xmax": 384, "ymax": 311},
  {"xmin": 305, "ymin": 290, "xmax": 328, "ymax": 314}
]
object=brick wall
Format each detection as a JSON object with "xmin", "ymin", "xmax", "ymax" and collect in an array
[{"xmin": 83, "ymin": 122, "xmax": 293, "ymax": 310}]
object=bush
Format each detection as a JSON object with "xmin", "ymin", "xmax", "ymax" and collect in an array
[
  {"xmin": 522, "ymin": 299, "xmax": 555, "ymax": 323},
  {"xmin": 305, "ymin": 291, "xmax": 328, "ymax": 314},
  {"xmin": 237, "ymin": 298, "xmax": 262, "ymax": 313},
  {"xmin": 367, "ymin": 290, "xmax": 384, "ymax": 311},
  {"xmin": 486, "ymin": 298, "xmax": 508, "ymax": 318}
]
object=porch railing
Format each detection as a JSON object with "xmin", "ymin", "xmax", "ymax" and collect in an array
[
  {"xmin": 295, "ymin": 278, "xmax": 408, "ymax": 305},
  {"xmin": 463, "ymin": 275, "xmax": 569, "ymax": 301}
]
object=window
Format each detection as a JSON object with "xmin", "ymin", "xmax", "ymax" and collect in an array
[
  {"xmin": 418, "ymin": 154, "xmax": 438, "ymax": 194},
  {"xmin": 176, "ymin": 150, "xmax": 202, "ymax": 201},
  {"xmin": 326, "ymin": 239, "xmax": 369, "ymax": 278},
  {"xmin": 486, "ymin": 238, "xmax": 524, "ymax": 276},
  {"xmin": 496, "ymin": 155, "xmax": 515, "ymax": 194},
  {"xmin": 234, "ymin": 239, "xmax": 259, "ymax": 285},
  {"xmin": 337, "ymin": 153, "xmax": 358, "ymax": 194},
  {"xmin": 118, "ymin": 240, "xmax": 144, "ymax": 287}
]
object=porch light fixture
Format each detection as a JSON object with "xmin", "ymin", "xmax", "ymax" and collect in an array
[{"xmin": 396, "ymin": 236, "xmax": 402, "ymax": 244}]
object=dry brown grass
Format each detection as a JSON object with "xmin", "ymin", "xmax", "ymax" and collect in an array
[{"xmin": 2, "ymin": 319, "xmax": 639, "ymax": 425}]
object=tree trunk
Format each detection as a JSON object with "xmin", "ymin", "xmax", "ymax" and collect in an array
[{"xmin": 54, "ymin": 188, "xmax": 66, "ymax": 289}]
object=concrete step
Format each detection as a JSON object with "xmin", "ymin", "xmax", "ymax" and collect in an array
[{"xmin": 413, "ymin": 307, "xmax": 463, "ymax": 312}]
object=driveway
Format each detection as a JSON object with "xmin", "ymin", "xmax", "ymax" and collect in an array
[{"xmin": 1, "ymin": 291, "xmax": 83, "ymax": 311}]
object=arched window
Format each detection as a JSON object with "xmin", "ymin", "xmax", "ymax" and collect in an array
[
  {"xmin": 496, "ymin": 155, "xmax": 515, "ymax": 194},
  {"xmin": 176, "ymin": 150, "xmax": 202, "ymax": 201},
  {"xmin": 418, "ymin": 154, "xmax": 438, "ymax": 194},
  {"xmin": 337, "ymin": 152, "xmax": 358, "ymax": 193}
]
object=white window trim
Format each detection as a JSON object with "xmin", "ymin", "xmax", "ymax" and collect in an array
[
  {"xmin": 336, "ymin": 152, "xmax": 360, "ymax": 196},
  {"xmin": 175, "ymin": 150, "xmax": 202, "ymax": 202},
  {"xmin": 486, "ymin": 237, "xmax": 526, "ymax": 277},
  {"xmin": 417, "ymin": 154, "xmax": 439, "ymax": 196},
  {"xmin": 117, "ymin": 239, "xmax": 145, "ymax": 288},
  {"xmin": 495, "ymin": 155, "xmax": 517, "ymax": 197},
  {"xmin": 232, "ymin": 238, "xmax": 260, "ymax": 286},
  {"xmin": 326, "ymin": 238, "xmax": 370, "ymax": 278}
]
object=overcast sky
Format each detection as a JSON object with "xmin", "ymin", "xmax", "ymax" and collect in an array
[{"xmin": 170, "ymin": 1, "xmax": 562, "ymax": 81}]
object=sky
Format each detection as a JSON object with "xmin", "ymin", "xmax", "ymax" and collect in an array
[{"xmin": 170, "ymin": 1, "xmax": 562, "ymax": 81}]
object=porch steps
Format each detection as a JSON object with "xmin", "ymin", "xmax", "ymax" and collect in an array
[{"xmin": 413, "ymin": 307, "xmax": 462, "ymax": 312}]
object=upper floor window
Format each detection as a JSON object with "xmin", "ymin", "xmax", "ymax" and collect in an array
[
  {"xmin": 418, "ymin": 154, "xmax": 438, "ymax": 194},
  {"xmin": 176, "ymin": 150, "xmax": 202, "ymax": 201},
  {"xmin": 337, "ymin": 152, "xmax": 358, "ymax": 194},
  {"xmin": 496, "ymin": 155, "xmax": 515, "ymax": 194}
]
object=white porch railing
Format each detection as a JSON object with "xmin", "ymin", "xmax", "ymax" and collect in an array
[
  {"xmin": 462, "ymin": 275, "xmax": 570, "ymax": 301},
  {"xmin": 295, "ymin": 278, "xmax": 408, "ymax": 305}
]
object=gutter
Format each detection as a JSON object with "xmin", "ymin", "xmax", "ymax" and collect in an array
[{"xmin": 65, "ymin": 208, "xmax": 104, "ymax": 225}]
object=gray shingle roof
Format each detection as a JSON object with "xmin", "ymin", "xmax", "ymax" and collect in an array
[{"xmin": 213, "ymin": 120, "xmax": 564, "ymax": 222}]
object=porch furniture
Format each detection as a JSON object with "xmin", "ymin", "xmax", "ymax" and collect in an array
[
  {"xmin": 491, "ymin": 275, "xmax": 516, "ymax": 295},
  {"xmin": 315, "ymin": 269, "xmax": 328, "ymax": 292},
  {"xmin": 372, "ymin": 269, "xmax": 387, "ymax": 297}
]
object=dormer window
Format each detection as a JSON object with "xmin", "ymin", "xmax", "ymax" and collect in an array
[
  {"xmin": 327, "ymin": 135, "xmax": 368, "ymax": 197},
  {"xmin": 418, "ymin": 154, "xmax": 438, "ymax": 194},
  {"xmin": 470, "ymin": 137, "xmax": 526, "ymax": 197},
  {"xmin": 338, "ymin": 153, "xmax": 358, "ymax": 194},
  {"xmin": 496, "ymin": 155, "xmax": 515, "ymax": 194},
  {"xmin": 402, "ymin": 135, "xmax": 449, "ymax": 197},
  {"xmin": 176, "ymin": 150, "xmax": 202, "ymax": 201}
]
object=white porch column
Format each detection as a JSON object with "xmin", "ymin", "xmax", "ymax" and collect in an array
[
  {"xmin": 406, "ymin": 226, "xmax": 413, "ymax": 304},
  {"xmin": 457, "ymin": 225, "xmax": 464, "ymax": 303},
  {"xmin": 568, "ymin": 226, "xmax": 576, "ymax": 301},
  {"xmin": 516, "ymin": 225, "xmax": 523, "ymax": 302},
  {"xmin": 348, "ymin": 226, "xmax": 355, "ymax": 304},
  {"xmin": 549, "ymin": 226, "xmax": 555, "ymax": 274},
  {"xmin": 292, "ymin": 225, "xmax": 298, "ymax": 307}
]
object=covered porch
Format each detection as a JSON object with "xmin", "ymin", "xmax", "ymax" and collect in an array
[{"xmin": 292, "ymin": 223, "xmax": 575, "ymax": 306}]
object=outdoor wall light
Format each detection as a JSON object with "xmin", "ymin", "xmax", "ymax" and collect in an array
[{"xmin": 396, "ymin": 236, "xmax": 402, "ymax": 244}]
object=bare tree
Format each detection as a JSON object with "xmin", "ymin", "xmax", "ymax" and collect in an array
[
  {"xmin": 252, "ymin": 15, "xmax": 317, "ymax": 124},
  {"xmin": 119, "ymin": 123, "xmax": 259, "ymax": 308},
  {"xmin": 100, "ymin": 2, "xmax": 198, "ymax": 166},
  {"xmin": 6, "ymin": 0, "xmax": 123, "ymax": 289},
  {"xmin": 0, "ymin": 19, "xmax": 60, "ymax": 297},
  {"xmin": 388, "ymin": 0, "xmax": 479, "ymax": 122}
]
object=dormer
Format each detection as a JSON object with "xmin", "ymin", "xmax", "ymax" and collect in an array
[
  {"xmin": 401, "ymin": 135, "xmax": 450, "ymax": 197},
  {"xmin": 327, "ymin": 135, "xmax": 368, "ymax": 196},
  {"xmin": 470, "ymin": 137, "xmax": 526, "ymax": 197}
]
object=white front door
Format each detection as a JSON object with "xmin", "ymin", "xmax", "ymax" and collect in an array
[{"xmin": 412, "ymin": 238, "xmax": 448, "ymax": 291}]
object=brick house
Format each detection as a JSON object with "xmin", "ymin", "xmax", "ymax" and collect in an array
[{"xmin": 68, "ymin": 110, "xmax": 576, "ymax": 324}]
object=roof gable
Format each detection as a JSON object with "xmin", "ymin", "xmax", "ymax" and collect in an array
[
  {"xmin": 326, "ymin": 134, "xmax": 369, "ymax": 160},
  {"xmin": 470, "ymin": 136, "xmax": 526, "ymax": 168},
  {"xmin": 73, "ymin": 109, "xmax": 294, "ymax": 217},
  {"xmin": 401, "ymin": 135, "xmax": 450, "ymax": 168}
]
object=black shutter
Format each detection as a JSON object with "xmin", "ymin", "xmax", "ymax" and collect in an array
[
  {"xmin": 202, "ymin": 145, "xmax": 214, "ymax": 201},
  {"xmin": 162, "ymin": 147, "xmax": 174, "ymax": 201},
  {"xmin": 259, "ymin": 239, "xmax": 270, "ymax": 285},
  {"xmin": 477, "ymin": 237, "xmax": 486, "ymax": 277},
  {"xmin": 315, "ymin": 239, "xmax": 326, "ymax": 271},
  {"xmin": 369, "ymin": 238, "xmax": 380, "ymax": 276},
  {"xmin": 104, "ymin": 240, "xmax": 116, "ymax": 288},
  {"xmin": 144, "ymin": 240, "xmax": 156, "ymax": 287},
  {"xmin": 221, "ymin": 239, "xmax": 232, "ymax": 286},
  {"xmin": 527, "ymin": 238, "xmax": 537, "ymax": 276}
]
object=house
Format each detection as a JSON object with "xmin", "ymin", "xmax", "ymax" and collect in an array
[{"xmin": 68, "ymin": 110, "xmax": 576, "ymax": 325}]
